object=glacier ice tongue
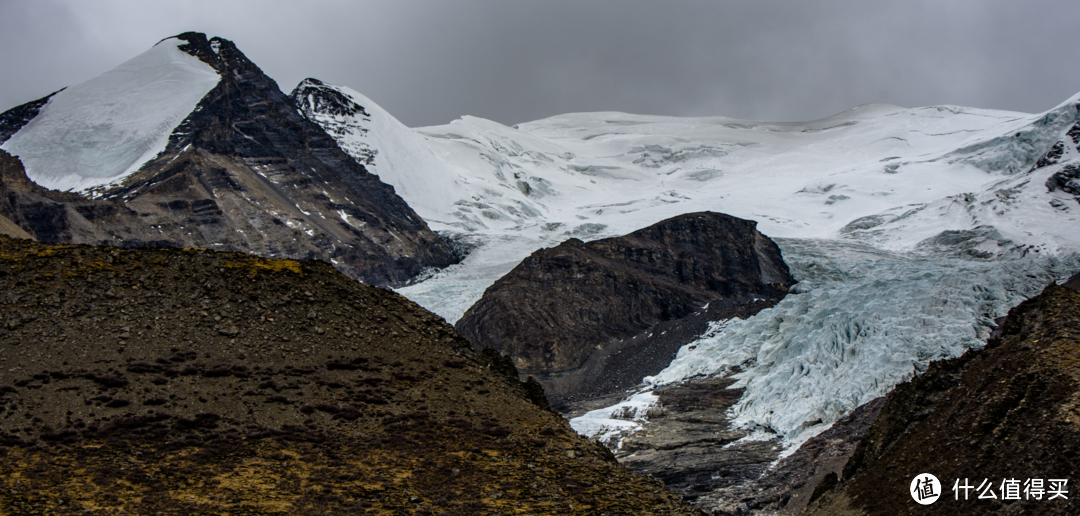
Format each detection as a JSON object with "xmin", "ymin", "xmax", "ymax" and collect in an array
[
  {"xmin": 1, "ymin": 38, "xmax": 220, "ymax": 193},
  {"xmin": 395, "ymin": 233, "xmax": 548, "ymax": 324},
  {"xmin": 633, "ymin": 239, "xmax": 1080, "ymax": 448}
]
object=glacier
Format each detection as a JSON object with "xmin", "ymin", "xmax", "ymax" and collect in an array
[
  {"xmin": 298, "ymin": 81, "xmax": 1080, "ymax": 451},
  {"xmin": 635, "ymin": 239, "xmax": 1080, "ymax": 447},
  {"xmin": 0, "ymin": 37, "xmax": 220, "ymax": 193}
]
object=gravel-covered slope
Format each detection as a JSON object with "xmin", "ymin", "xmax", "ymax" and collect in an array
[{"xmin": 0, "ymin": 237, "xmax": 702, "ymax": 515}]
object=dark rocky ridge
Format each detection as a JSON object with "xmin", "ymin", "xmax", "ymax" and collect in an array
[
  {"xmin": 804, "ymin": 274, "xmax": 1080, "ymax": 516},
  {"xmin": 291, "ymin": 78, "xmax": 379, "ymax": 167},
  {"xmin": 0, "ymin": 236, "xmax": 703, "ymax": 515},
  {"xmin": 456, "ymin": 212, "xmax": 794, "ymax": 408},
  {"xmin": 0, "ymin": 90, "xmax": 57, "ymax": 144},
  {"xmin": 0, "ymin": 32, "xmax": 456, "ymax": 287}
]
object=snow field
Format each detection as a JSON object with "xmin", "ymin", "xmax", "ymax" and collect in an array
[
  {"xmin": 297, "ymin": 81, "xmax": 1080, "ymax": 452},
  {"xmin": 1, "ymin": 38, "xmax": 220, "ymax": 193}
]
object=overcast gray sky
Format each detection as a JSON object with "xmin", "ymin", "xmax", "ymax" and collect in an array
[{"xmin": 1, "ymin": 0, "xmax": 1078, "ymax": 128}]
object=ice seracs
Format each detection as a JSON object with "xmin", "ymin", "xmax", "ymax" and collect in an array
[
  {"xmin": 298, "ymin": 81, "xmax": 1080, "ymax": 452},
  {"xmin": 641, "ymin": 238, "xmax": 1080, "ymax": 450},
  {"xmin": 1, "ymin": 38, "xmax": 220, "ymax": 193}
]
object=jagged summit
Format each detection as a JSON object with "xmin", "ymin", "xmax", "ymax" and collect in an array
[
  {"xmin": 292, "ymin": 78, "xmax": 377, "ymax": 167},
  {"xmin": 293, "ymin": 78, "xmax": 372, "ymax": 120},
  {"xmin": 290, "ymin": 78, "xmax": 472, "ymax": 222},
  {"xmin": 170, "ymin": 32, "xmax": 259, "ymax": 73},
  {"xmin": 0, "ymin": 32, "xmax": 457, "ymax": 287}
]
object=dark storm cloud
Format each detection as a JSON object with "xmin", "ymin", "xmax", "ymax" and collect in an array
[{"xmin": 2, "ymin": 0, "xmax": 1078, "ymax": 128}]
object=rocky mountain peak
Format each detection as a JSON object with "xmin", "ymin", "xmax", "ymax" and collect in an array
[
  {"xmin": 292, "ymin": 78, "xmax": 372, "ymax": 119},
  {"xmin": 169, "ymin": 32, "xmax": 255, "ymax": 74},
  {"xmin": 0, "ymin": 32, "xmax": 458, "ymax": 287},
  {"xmin": 290, "ymin": 78, "xmax": 379, "ymax": 168}
]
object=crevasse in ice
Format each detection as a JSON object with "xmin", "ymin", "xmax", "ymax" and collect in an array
[{"xmin": 637, "ymin": 239, "xmax": 1080, "ymax": 447}]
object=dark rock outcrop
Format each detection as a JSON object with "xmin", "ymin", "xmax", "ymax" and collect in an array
[
  {"xmin": 1033, "ymin": 121, "xmax": 1080, "ymax": 206},
  {"xmin": 1047, "ymin": 163, "xmax": 1080, "ymax": 200},
  {"xmin": 804, "ymin": 274, "xmax": 1080, "ymax": 516},
  {"xmin": 0, "ymin": 33, "xmax": 456, "ymax": 287},
  {"xmin": 456, "ymin": 212, "xmax": 794, "ymax": 407},
  {"xmin": 0, "ymin": 90, "xmax": 56, "ymax": 145},
  {"xmin": 0, "ymin": 236, "xmax": 702, "ymax": 515}
]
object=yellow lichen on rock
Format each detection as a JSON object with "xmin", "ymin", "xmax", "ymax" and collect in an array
[{"xmin": 224, "ymin": 257, "xmax": 303, "ymax": 276}]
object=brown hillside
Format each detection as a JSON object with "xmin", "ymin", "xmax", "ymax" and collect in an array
[{"xmin": 0, "ymin": 237, "xmax": 702, "ymax": 515}]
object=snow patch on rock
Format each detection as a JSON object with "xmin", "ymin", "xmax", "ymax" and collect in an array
[{"xmin": 568, "ymin": 391, "xmax": 659, "ymax": 449}]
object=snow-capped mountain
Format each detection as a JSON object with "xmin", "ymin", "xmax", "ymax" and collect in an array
[
  {"xmin": 292, "ymin": 79, "xmax": 473, "ymax": 223},
  {"xmin": 1, "ymin": 38, "xmax": 220, "ymax": 193},
  {"xmin": 299, "ymin": 81, "xmax": 1080, "ymax": 449},
  {"xmin": 0, "ymin": 33, "xmax": 456, "ymax": 287}
]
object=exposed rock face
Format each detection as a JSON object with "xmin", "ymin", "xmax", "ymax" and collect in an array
[
  {"xmin": 1034, "ymin": 120, "xmax": 1080, "ymax": 206},
  {"xmin": 0, "ymin": 33, "xmax": 456, "ymax": 287},
  {"xmin": 619, "ymin": 377, "xmax": 778, "ymax": 502},
  {"xmin": 0, "ymin": 91, "xmax": 55, "ymax": 144},
  {"xmin": 0, "ymin": 149, "xmax": 101, "ymax": 243},
  {"xmin": 456, "ymin": 212, "xmax": 794, "ymax": 407},
  {"xmin": 0, "ymin": 236, "xmax": 702, "ymax": 515},
  {"xmin": 1047, "ymin": 163, "xmax": 1080, "ymax": 201},
  {"xmin": 291, "ymin": 78, "xmax": 378, "ymax": 167},
  {"xmin": 804, "ymin": 274, "xmax": 1080, "ymax": 516},
  {"xmin": 602, "ymin": 376, "xmax": 883, "ymax": 515}
]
